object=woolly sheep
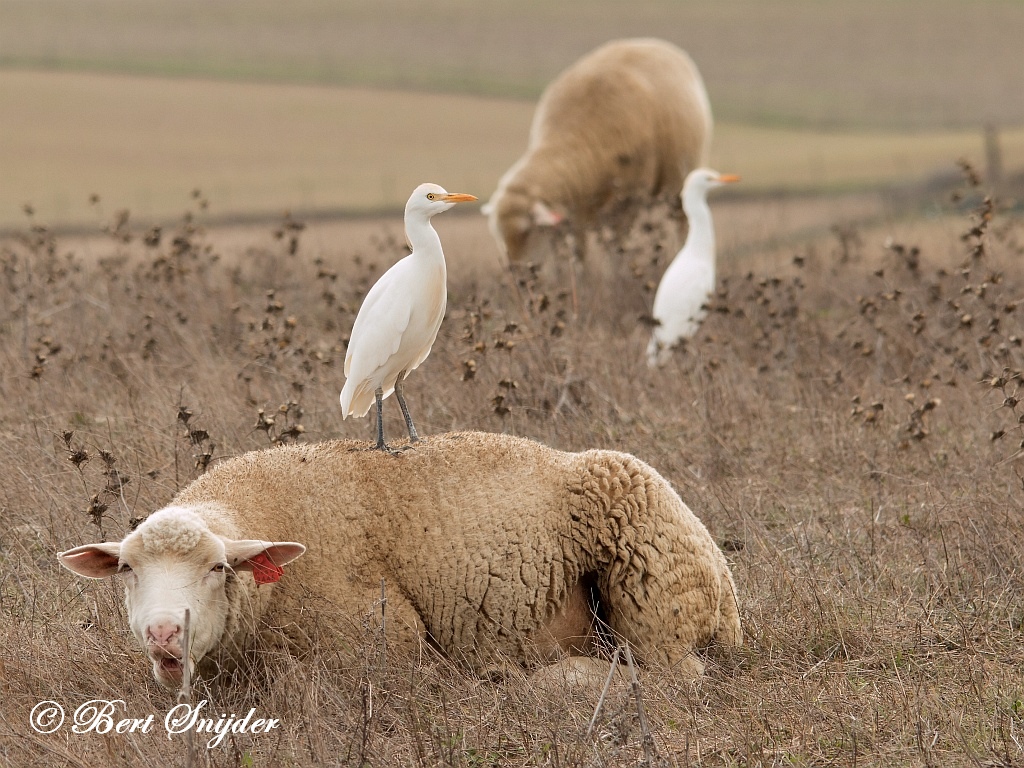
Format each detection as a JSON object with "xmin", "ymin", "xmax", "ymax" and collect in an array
[
  {"xmin": 58, "ymin": 431, "xmax": 741, "ymax": 687},
  {"xmin": 482, "ymin": 38, "xmax": 712, "ymax": 264}
]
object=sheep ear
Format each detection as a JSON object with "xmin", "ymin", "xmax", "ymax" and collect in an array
[
  {"xmin": 227, "ymin": 540, "xmax": 306, "ymax": 586},
  {"xmin": 225, "ymin": 540, "xmax": 306, "ymax": 584},
  {"xmin": 531, "ymin": 200, "xmax": 563, "ymax": 227},
  {"xmin": 58, "ymin": 542, "xmax": 123, "ymax": 578}
]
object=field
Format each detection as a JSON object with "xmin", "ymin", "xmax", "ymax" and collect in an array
[
  {"xmin": 3, "ymin": 70, "xmax": 1024, "ymax": 233},
  {"xmin": 3, "ymin": 1, "xmax": 1024, "ymax": 230},
  {"xmin": 1, "ymin": 170, "xmax": 1023, "ymax": 766},
  {"xmin": 3, "ymin": 0, "xmax": 1024, "ymax": 129},
  {"xmin": 2, "ymin": 2, "xmax": 1024, "ymax": 766}
]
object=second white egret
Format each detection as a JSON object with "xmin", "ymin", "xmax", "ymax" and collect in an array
[{"xmin": 646, "ymin": 168, "xmax": 739, "ymax": 367}]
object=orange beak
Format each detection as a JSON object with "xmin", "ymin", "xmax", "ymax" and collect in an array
[
  {"xmin": 442, "ymin": 193, "xmax": 478, "ymax": 203},
  {"xmin": 718, "ymin": 174, "xmax": 741, "ymax": 184}
]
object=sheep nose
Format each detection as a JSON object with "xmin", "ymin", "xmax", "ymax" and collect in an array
[{"xmin": 146, "ymin": 621, "xmax": 181, "ymax": 647}]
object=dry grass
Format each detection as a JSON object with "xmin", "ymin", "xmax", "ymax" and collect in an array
[{"xmin": 1, "ymin": 168, "xmax": 1024, "ymax": 766}]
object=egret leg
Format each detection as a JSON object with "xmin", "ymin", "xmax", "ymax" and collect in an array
[
  {"xmin": 394, "ymin": 377, "xmax": 420, "ymax": 444},
  {"xmin": 373, "ymin": 387, "xmax": 389, "ymax": 451}
]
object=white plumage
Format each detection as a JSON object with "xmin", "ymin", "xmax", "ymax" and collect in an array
[
  {"xmin": 340, "ymin": 182, "xmax": 476, "ymax": 449},
  {"xmin": 646, "ymin": 168, "xmax": 739, "ymax": 367}
]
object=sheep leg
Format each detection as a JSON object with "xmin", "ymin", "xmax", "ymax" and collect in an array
[
  {"xmin": 582, "ymin": 462, "xmax": 733, "ymax": 675},
  {"xmin": 569, "ymin": 222, "xmax": 588, "ymax": 262},
  {"xmin": 714, "ymin": 566, "xmax": 744, "ymax": 647},
  {"xmin": 308, "ymin": 582, "xmax": 427, "ymax": 663},
  {"xmin": 528, "ymin": 655, "xmax": 626, "ymax": 694},
  {"xmin": 394, "ymin": 377, "xmax": 420, "ymax": 444}
]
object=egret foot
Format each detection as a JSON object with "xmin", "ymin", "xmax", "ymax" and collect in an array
[{"xmin": 346, "ymin": 443, "xmax": 400, "ymax": 455}]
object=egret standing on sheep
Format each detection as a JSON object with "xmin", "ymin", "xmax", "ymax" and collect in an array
[
  {"xmin": 647, "ymin": 168, "xmax": 739, "ymax": 367},
  {"xmin": 341, "ymin": 183, "xmax": 476, "ymax": 450}
]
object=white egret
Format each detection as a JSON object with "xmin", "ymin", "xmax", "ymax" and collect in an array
[
  {"xmin": 340, "ymin": 183, "xmax": 476, "ymax": 450},
  {"xmin": 646, "ymin": 168, "xmax": 739, "ymax": 367}
]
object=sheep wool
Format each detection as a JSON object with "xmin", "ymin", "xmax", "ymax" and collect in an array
[
  {"xmin": 138, "ymin": 508, "xmax": 205, "ymax": 555},
  {"xmin": 64, "ymin": 431, "xmax": 742, "ymax": 684},
  {"xmin": 484, "ymin": 38, "xmax": 712, "ymax": 264}
]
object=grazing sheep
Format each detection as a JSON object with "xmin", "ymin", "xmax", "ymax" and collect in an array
[
  {"xmin": 483, "ymin": 38, "xmax": 712, "ymax": 264},
  {"xmin": 58, "ymin": 432, "xmax": 741, "ymax": 688}
]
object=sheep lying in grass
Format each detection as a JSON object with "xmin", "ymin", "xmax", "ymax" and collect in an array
[
  {"xmin": 59, "ymin": 431, "xmax": 741, "ymax": 688},
  {"xmin": 483, "ymin": 38, "xmax": 712, "ymax": 264}
]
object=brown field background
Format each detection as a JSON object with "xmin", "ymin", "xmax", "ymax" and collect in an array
[
  {"xmin": 2, "ymin": 1, "xmax": 1024, "ymax": 229},
  {"xmin": 3, "ymin": 70, "xmax": 1024, "ymax": 232},
  {"xmin": 2, "ymin": 2, "xmax": 1024, "ymax": 766},
  {"xmin": 3, "ymin": 0, "xmax": 1024, "ymax": 128},
  {"xmin": 2, "ymin": 174, "xmax": 1023, "ymax": 767}
]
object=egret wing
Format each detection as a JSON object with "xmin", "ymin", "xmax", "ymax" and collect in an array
[
  {"xmin": 344, "ymin": 261, "xmax": 415, "ymax": 378},
  {"xmin": 651, "ymin": 254, "xmax": 714, "ymax": 345}
]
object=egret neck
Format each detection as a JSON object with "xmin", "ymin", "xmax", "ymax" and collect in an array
[
  {"xmin": 406, "ymin": 208, "xmax": 448, "ymax": 283},
  {"xmin": 681, "ymin": 182, "xmax": 715, "ymax": 272}
]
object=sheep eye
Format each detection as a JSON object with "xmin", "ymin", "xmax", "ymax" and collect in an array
[
  {"xmin": 211, "ymin": 563, "xmax": 226, "ymax": 573},
  {"xmin": 426, "ymin": 193, "xmax": 435, "ymax": 200},
  {"xmin": 117, "ymin": 563, "xmax": 133, "ymax": 574}
]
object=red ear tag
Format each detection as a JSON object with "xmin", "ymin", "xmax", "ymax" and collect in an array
[{"xmin": 249, "ymin": 552, "xmax": 285, "ymax": 585}]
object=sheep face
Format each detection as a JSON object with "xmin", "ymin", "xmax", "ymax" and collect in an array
[
  {"xmin": 58, "ymin": 506, "xmax": 305, "ymax": 688},
  {"xmin": 486, "ymin": 187, "xmax": 565, "ymax": 264}
]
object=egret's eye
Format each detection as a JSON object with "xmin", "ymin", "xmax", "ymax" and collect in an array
[
  {"xmin": 117, "ymin": 562, "xmax": 133, "ymax": 574},
  {"xmin": 211, "ymin": 563, "xmax": 226, "ymax": 574},
  {"xmin": 426, "ymin": 193, "xmax": 435, "ymax": 200}
]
